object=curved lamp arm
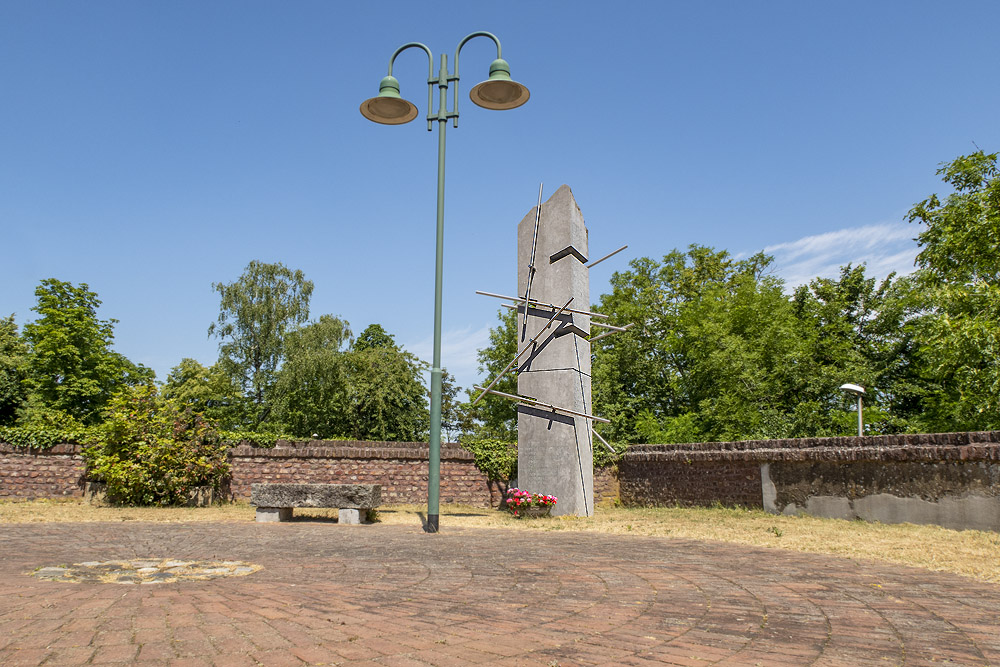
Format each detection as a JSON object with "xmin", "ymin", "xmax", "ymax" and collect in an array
[
  {"xmin": 388, "ymin": 42, "xmax": 435, "ymax": 131},
  {"xmin": 452, "ymin": 31, "xmax": 502, "ymax": 128}
]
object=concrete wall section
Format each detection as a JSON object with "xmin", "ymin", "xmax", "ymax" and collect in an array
[
  {"xmin": 627, "ymin": 432, "xmax": 1000, "ymax": 532},
  {"xmin": 766, "ymin": 458, "xmax": 1000, "ymax": 531}
]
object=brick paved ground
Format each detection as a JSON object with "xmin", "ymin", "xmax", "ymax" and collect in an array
[{"xmin": 1, "ymin": 521, "xmax": 998, "ymax": 666}]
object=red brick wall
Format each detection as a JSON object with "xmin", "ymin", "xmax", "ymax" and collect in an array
[
  {"xmin": 0, "ymin": 443, "xmax": 86, "ymax": 499},
  {"xmin": 228, "ymin": 441, "xmax": 495, "ymax": 506},
  {"xmin": 0, "ymin": 439, "xmax": 622, "ymax": 508}
]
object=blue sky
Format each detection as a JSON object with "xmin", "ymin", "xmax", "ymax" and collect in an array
[{"xmin": 2, "ymin": 1, "xmax": 999, "ymax": 393}]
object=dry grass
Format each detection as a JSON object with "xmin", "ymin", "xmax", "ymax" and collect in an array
[{"xmin": 3, "ymin": 498, "xmax": 999, "ymax": 584}]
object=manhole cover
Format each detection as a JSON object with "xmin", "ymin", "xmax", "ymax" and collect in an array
[{"xmin": 30, "ymin": 559, "xmax": 262, "ymax": 584}]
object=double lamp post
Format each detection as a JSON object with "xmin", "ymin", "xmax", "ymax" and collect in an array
[{"xmin": 359, "ymin": 32, "xmax": 530, "ymax": 532}]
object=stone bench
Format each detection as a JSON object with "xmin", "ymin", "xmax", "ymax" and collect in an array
[{"xmin": 250, "ymin": 483, "xmax": 382, "ymax": 524}]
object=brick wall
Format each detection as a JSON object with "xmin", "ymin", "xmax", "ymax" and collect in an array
[
  {"xmin": 621, "ymin": 431, "xmax": 1000, "ymax": 512},
  {"xmin": 1, "ymin": 438, "xmax": 621, "ymax": 509},
  {"xmin": 0, "ymin": 443, "xmax": 86, "ymax": 499},
  {"xmin": 229, "ymin": 440, "xmax": 621, "ymax": 508},
  {"xmin": 228, "ymin": 440, "xmax": 495, "ymax": 506}
]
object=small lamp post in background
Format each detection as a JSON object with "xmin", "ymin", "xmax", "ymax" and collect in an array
[
  {"xmin": 840, "ymin": 383, "xmax": 865, "ymax": 437},
  {"xmin": 359, "ymin": 32, "xmax": 530, "ymax": 533}
]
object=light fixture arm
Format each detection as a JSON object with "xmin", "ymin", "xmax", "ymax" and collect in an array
[
  {"xmin": 452, "ymin": 31, "xmax": 502, "ymax": 128},
  {"xmin": 386, "ymin": 42, "xmax": 435, "ymax": 131}
]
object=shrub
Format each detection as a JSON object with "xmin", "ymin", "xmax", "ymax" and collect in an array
[
  {"xmin": 82, "ymin": 385, "xmax": 229, "ymax": 506},
  {"xmin": 460, "ymin": 437, "xmax": 517, "ymax": 483}
]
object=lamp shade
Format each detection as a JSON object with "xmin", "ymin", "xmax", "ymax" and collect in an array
[
  {"xmin": 360, "ymin": 76, "xmax": 418, "ymax": 125},
  {"xmin": 470, "ymin": 59, "xmax": 530, "ymax": 110}
]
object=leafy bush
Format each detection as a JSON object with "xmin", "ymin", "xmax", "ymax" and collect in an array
[
  {"xmin": 460, "ymin": 437, "xmax": 517, "ymax": 483},
  {"xmin": 0, "ymin": 424, "xmax": 92, "ymax": 450},
  {"xmin": 0, "ymin": 407, "xmax": 96, "ymax": 450},
  {"xmin": 82, "ymin": 385, "xmax": 229, "ymax": 506}
]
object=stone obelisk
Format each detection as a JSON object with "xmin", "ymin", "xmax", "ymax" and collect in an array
[{"xmin": 516, "ymin": 184, "xmax": 593, "ymax": 517}]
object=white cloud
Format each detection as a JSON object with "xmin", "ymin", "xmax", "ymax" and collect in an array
[
  {"xmin": 402, "ymin": 324, "xmax": 492, "ymax": 393},
  {"xmin": 763, "ymin": 222, "xmax": 921, "ymax": 289}
]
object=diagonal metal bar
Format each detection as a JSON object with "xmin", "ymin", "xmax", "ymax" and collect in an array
[
  {"xmin": 521, "ymin": 183, "xmax": 544, "ymax": 341},
  {"xmin": 477, "ymin": 290, "xmax": 610, "ymax": 319},
  {"xmin": 472, "ymin": 297, "xmax": 573, "ymax": 406},
  {"xmin": 589, "ymin": 323, "xmax": 635, "ymax": 343},
  {"xmin": 473, "ymin": 385, "xmax": 611, "ymax": 423},
  {"xmin": 591, "ymin": 321, "xmax": 632, "ymax": 332},
  {"xmin": 591, "ymin": 427, "xmax": 616, "ymax": 454},
  {"xmin": 586, "ymin": 244, "xmax": 628, "ymax": 269}
]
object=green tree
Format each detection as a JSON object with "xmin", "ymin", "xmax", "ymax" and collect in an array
[
  {"xmin": 353, "ymin": 323, "xmax": 396, "ymax": 352},
  {"xmin": 21, "ymin": 279, "xmax": 153, "ymax": 424},
  {"xmin": 438, "ymin": 369, "xmax": 469, "ymax": 443},
  {"xmin": 593, "ymin": 247, "xmax": 776, "ymax": 443},
  {"xmin": 162, "ymin": 358, "xmax": 245, "ymax": 429},
  {"xmin": 209, "ymin": 261, "xmax": 314, "ymax": 427},
  {"xmin": 907, "ymin": 150, "xmax": 1000, "ymax": 430},
  {"xmin": 462, "ymin": 308, "xmax": 518, "ymax": 441},
  {"xmin": 0, "ymin": 315, "xmax": 29, "ymax": 425},
  {"xmin": 271, "ymin": 315, "xmax": 353, "ymax": 437},
  {"xmin": 591, "ymin": 247, "xmax": 896, "ymax": 443},
  {"xmin": 791, "ymin": 265, "xmax": 920, "ymax": 435},
  {"xmin": 342, "ymin": 324, "xmax": 429, "ymax": 441}
]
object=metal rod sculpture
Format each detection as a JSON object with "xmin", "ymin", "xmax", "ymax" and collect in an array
[{"xmin": 475, "ymin": 184, "xmax": 630, "ymax": 516}]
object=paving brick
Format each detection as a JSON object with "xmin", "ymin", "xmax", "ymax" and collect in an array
[{"xmin": 0, "ymin": 522, "xmax": 997, "ymax": 666}]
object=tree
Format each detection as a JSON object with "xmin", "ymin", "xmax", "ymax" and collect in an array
[
  {"xmin": 21, "ymin": 279, "xmax": 153, "ymax": 424},
  {"xmin": 906, "ymin": 150, "xmax": 1000, "ymax": 430},
  {"xmin": 593, "ymin": 246, "xmax": 780, "ymax": 443},
  {"xmin": 162, "ymin": 358, "xmax": 244, "ymax": 429},
  {"xmin": 438, "ymin": 370, "xmax": 469, "ymax": 443},
  {"xmin": 791, "ymin": 265, "xmax": 921, "ymax": 435},
  {"xmin": 209, "ymin": 261, "xmax": 314, "ymax": 427},
  {"xmin": 591, "ymin": 247, "xmax": 899, "ymax": 443},
  {"xmin": 0, "ymin": 315, "xmax": 29, "ymax": 425},
  {"xmin": 353, "ymin": 323, "xmax": 396, "ymax": 352},
  {"xmin": 341, "ymin": 324, "xmax": 429, "ymax": 441},
  {"xmin": 271, "ymin": 315, "xmax": 353, "ymax": 437},
  {"xmin": 462, "ymin": 308, "xmax": 518, "ymax": 441}
]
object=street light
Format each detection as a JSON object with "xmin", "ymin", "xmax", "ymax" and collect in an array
[
  {"xmin": 360, "ymin": 32, "xmax": 529, "ymax": 533},
  {"xmin": 840, "ymin": 383, "xmax": 865, "ymax": 437}
]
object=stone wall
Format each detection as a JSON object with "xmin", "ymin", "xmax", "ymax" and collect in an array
[
  {"xmin": 621, "ymin": 431, "xmax": 1000, "ymax": 531},
  {"xmin": 0, "ymin": 443, "xmax": 86, "ymax": 499}
]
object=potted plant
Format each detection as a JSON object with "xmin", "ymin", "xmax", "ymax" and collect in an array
[{"xmin": 504, "ymin": 488, "xmax": 557, "ymax": 518}]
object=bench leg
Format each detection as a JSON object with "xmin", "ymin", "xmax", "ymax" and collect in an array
[
  {"xmin": 256, "ymin": 507, "xmax": 293, "ymax": 522},
  {"xmin": 338, "ymin": 508, "xmax": 367, "ymax": 524}
]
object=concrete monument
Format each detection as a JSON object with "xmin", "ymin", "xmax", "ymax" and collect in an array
[
  {"xmin": 516, "ymin": 185, "xmax": 594, "ymax": 516},
  {"xmin": 474, "ymin": 184, "xmax": 628, "ymax": 517}
]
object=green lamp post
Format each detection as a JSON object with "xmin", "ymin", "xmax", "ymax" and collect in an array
[{"xmin": 360, "ymin": 32, "xmax": 529, "ymax": 533}]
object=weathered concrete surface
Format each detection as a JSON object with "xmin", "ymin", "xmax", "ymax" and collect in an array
[
  {"xmin": 3, "ymin": 522, "xmax": 1000, "ymax": 665},
  {"xmin": 254, "ymin": 507, "xmax": 293, "ymax": 523},
  {"xmin": 778, "ymin": 492, "xmax": 1000, "ymax": 532},
  {"xmin": 338, "ymin": 508, "xmax": 366, "ymax": 524},
  {"xmin": 250, "ymin": 483, "xmax": 382, "ymax": 509},
  {"xmin": 517, "ymin": 184, "xmax": 594, "ymax": 517}
]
